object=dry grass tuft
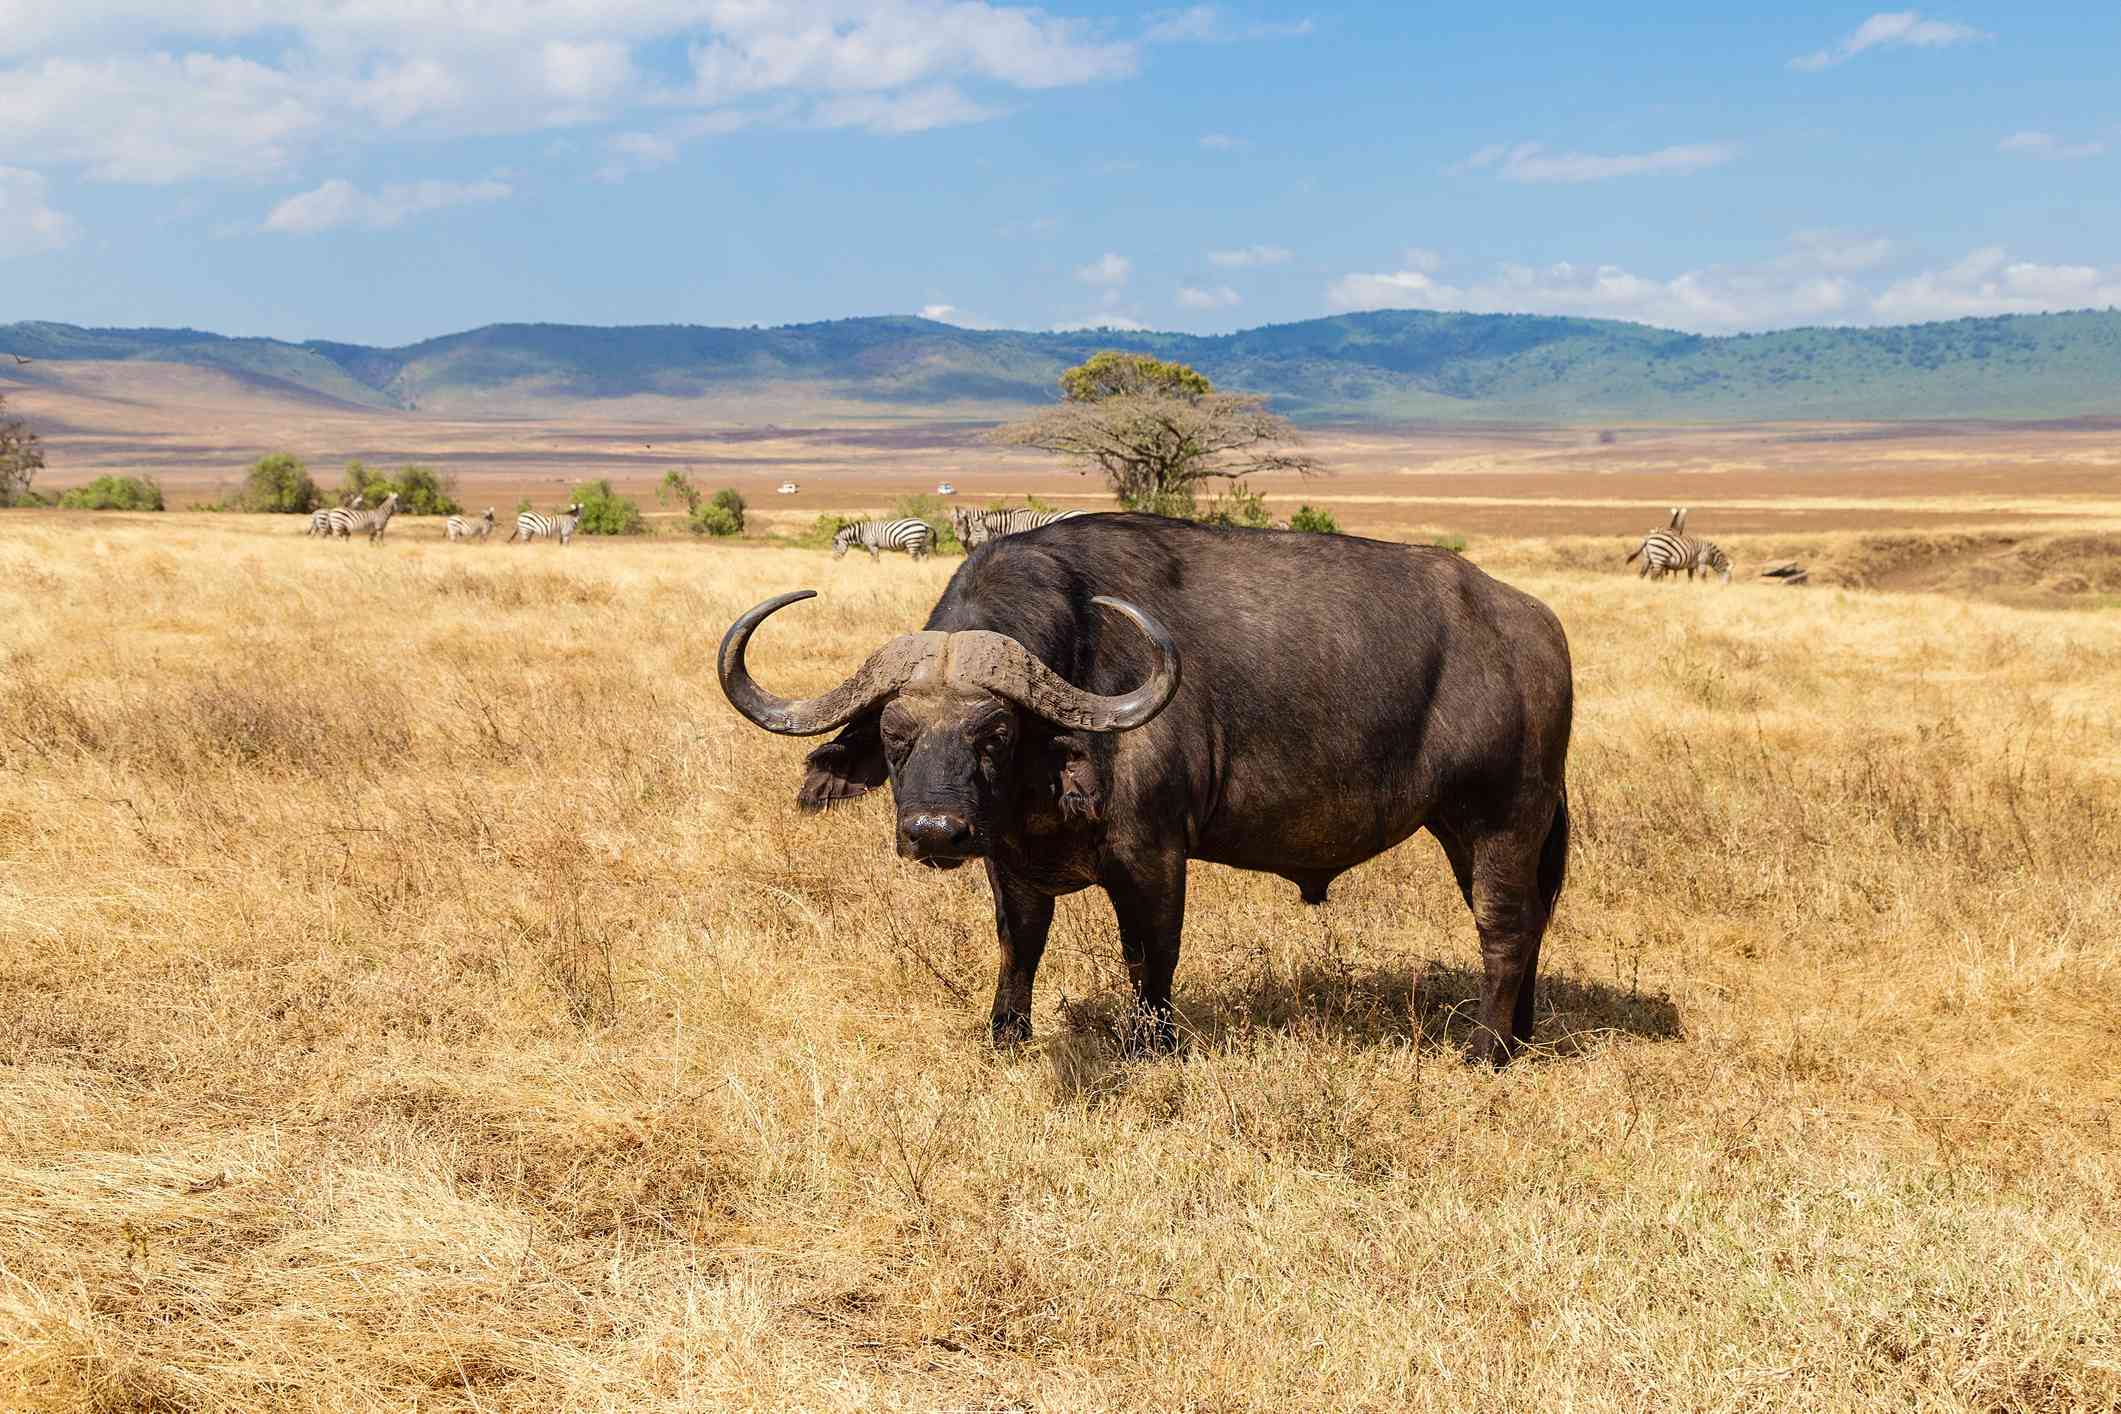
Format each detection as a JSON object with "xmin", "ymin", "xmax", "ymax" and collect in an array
[{"xmin": 2, "ymin": 512, "xmax": 2118, "ymax": 1409}]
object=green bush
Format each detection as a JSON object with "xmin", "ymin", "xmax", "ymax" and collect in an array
[
  {"xmin": 796, "ymin": 513, "xmax": 852, "ymax": 549},
  {"xmin": 58, "ymin": 475, "xmax": 165, "ymax": 511},
  {"xmin": 569, "ymin": 479, "xmax": 646, "ymax": 536},
  {"xmin": 1289, "ymin": 505, "xmax": 1341, "ymax": 535},
  {"xmin": 893, "ymin": 493, "xmax": 961, "ymax": 553},
  {"xmin": 394, "ymin": 465, "xmax": 461, "ymax": 516},
  {"xmin": 1430, "ymin": 532, "xmax": 1468, "ymax": 553},
  {"xmin": 1195, "ymin": 482, "xmax": 1274, "ymax": 529},
  {"xmin": 239, "ymin": 453, "xmax": 322, "ymax": 514},
  {"xmin": 339, "ymin": 460, "xmax": 459, "ymax": 515},
  {"xmin": 685, "ymin": 486, "xmax": 746, "ymax": 537}
]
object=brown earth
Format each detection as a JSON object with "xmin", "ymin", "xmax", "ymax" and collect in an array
[{"xmin": 8, "ymin": 359, "xmax": 2121, "ymax": 541}]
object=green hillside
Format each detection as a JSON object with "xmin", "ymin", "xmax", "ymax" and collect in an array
[{"xmin": 7, "ymin": 308, "xmax": 2120, "ymax": 422}]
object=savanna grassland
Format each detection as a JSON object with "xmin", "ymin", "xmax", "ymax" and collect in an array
[{"xmin": 2, "ymin": 508, "xmax": 2118, "ymax": 1411}]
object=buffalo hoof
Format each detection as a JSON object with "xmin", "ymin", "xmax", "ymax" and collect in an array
[
  {"xmin": 1464, "ymin": 1031, "xmax": 1525, "ymax": 1069},
  {"xmin": 990, "ymin": 1013, "xmax": 1033, "ymax": 1048},
  {"xmin": 1120, "ymin": 1006, "xmax": 1178, "ymax": 1058}
]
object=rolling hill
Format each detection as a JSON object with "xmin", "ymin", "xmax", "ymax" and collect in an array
[{"xmin": 6, "ymin": 307, "xmax": 2121, "ymax": 423}]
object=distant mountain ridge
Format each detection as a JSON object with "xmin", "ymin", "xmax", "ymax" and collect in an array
[{"xmin": 7, "ymin": 307, "xmax": 2120, "ymax": 422}]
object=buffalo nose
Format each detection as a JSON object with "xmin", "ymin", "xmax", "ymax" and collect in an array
[{"xmin": 900, "ymin": 811, "xmax": 973, "ymax": 857}]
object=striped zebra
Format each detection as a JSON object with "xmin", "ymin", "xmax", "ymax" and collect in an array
[
  {"xmin": 447, "ymin": 507, "xmax": 496, "ymax": 542},
  {"xmin": 327, "ymin": 491, "xmax": 400, "ymax": 543},
  {"xmin": 510, "ymin": 503, "xmax": 583, "ymax": 545},
  {"xmin": 308, "ymin": 493, "xmax": 362, "ymax": 536},
  {"xmin": 832, "ymin": 517, "xmax": 932, "ymax": 562},
  {"xmin": 950, "ymin": 506, "xmax": 1087, "ymax": 550},
  {"xmin": 1626, "ymin": 527, "xmax": 1732, "ymax": 583}
]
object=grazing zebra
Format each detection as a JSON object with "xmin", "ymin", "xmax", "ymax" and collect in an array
[
  {"xmin": 950, "ymin": 505, "xmax": 1087, "ymax": 550},
  {"xmin": 832, "ymin": 517, "xmax": 932, "ymax": 562},
  {"xmin": 1626, "ymin": 529, "xmax": 1732, "ymax": 583},
  {"xmin": 308, "ymin": 493, "xmax": 362, "ymax": 536},
  {"xmin": 510, "ymin": 503, "xmax": 583, "ymax": 545},
  {"xmin": 329, "ymin": 491, "xmax": 400, "ymax": 543},
  {"xmin": 447, "ymin": 507, "xmax": 496, "ymax": 542}
]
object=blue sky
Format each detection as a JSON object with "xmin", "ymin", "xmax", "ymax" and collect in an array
[{"xmin": 2, "ymin": 2, "xmax": 2116, "ymax": 345}]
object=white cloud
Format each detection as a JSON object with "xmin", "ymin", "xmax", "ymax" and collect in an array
[
  {"xmin": 263, "ymin": 176, "xmax": 512, "ymax": 234},
  {"xmin": 1144, "ymin": 7, "xmax": 1314, "ymax": 43},
  {"xmin": 1787, "ymin": 229, "xmax": 1895, "ymax": 272},
  {"xmin": 811, "ymin": 84, "xmax": 998, "ymax": 134},
  {"xmin": 1176, "ymin": 284, "xmax": 1241, "ymax": 309},
  {"xmin": 1053, "ymin": 314, "xmax": 1151, "ymax": 332},
  {"xmin": 1458, "ymin": 140, "xmax": 1736, "ymax": 183},
  {"xmin": 1872, "ymin": 248, "xmax": 2121, "ymax": 320},
  {"xmin": 1326, "ymin": 232, "xmax": 1886, "ymax": 333},
  {"xmin": 0, "ymin": 2, "xmax": 1137, "ymax": 186},
  {"xmin": 1198, "ymin": 133, "xmax": 1248, "ymax": 151},
  {"xmin": 1075, "ymin": 251, "xmax": 1132, "ymax": 287},
  {"xmin": 1791, "ymin": 10, "xmax": 1987, "ymax": 71},
  {"xmin": 0, "ymin": 165, "xmax": 75, "ymax": 257},
  {"xmin": 1329, "ymin": 234, "xmax": 2121, "ymax": 332},
  {"xmin": 1208, "ymin": 243, "xmax": 1291, "ymax": 268},
  {"xmin": 918, "ymin": 303, "xmax": 997, "ymax": 329},
  {"xmin": 1998, "ymin": 130, "xmax": 2106, "ymax": 161}
]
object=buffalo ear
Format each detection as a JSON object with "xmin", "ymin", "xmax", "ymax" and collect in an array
[
  {"xmin": 1050, "ymin": 734, "xmax": 1103, "ymax": 823},
  {"xmin": 796, "ymin": 716, "xmax": 887, "ymax": 813}
]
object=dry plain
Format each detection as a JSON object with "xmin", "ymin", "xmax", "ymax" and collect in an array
[{"xmin": 4, "ymin": 379, "xmax": 2121, "ymax": 1410}]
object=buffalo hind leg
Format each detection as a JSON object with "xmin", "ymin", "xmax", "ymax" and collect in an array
[
  {"xmin": 1104, "ymin": 854, "xmax": 1186, "ymax": 1054},
  {"xmin": 1464, "ymin": 829, "xmax": 1551, "ymax": 1067},
  {"xmin": 986, "ymin": 861, "xmax": 1054, "ymax": 1047}
]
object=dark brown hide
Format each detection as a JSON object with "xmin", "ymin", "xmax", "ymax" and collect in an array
[{"xmin": 736, "ymin": 514, "xmax": 1573, "ymax": 1064}]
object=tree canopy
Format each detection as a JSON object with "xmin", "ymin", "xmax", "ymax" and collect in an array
[
  {"xmin": 1059, "ymin": 351, "xmax": 1214, "ymax": 404},
  {"xmin": 0, "ymin": 391, "xmax": 44, "ymax": 507},
  {"xmin": 991, "ymin": 353, "xmax": 1321, "ymax": 513}
]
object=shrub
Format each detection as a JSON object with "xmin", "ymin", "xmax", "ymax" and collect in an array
[
  {"xmin": 1430, "ymin": 532, "xmax": 1468, "ymax": 554},
  {"xmin": 340, "ymin": 460, "xmax": 459, "ymax": 515},
  {"xmin": 1289, "ymin": 505, "xmax": 1341, "ymax": 535},
  {"xmin": 1195, "ymin": 482, "xmax": 1274, "ymax": 529},
  {"xmin": 658, "ymin": 469, "xmax": 702, "ymax": 514},
  {"xmin": 394, "ymin": 465, "xmax": 461, "ymax": 516},
  {"xmin": 239, "ymin": 453, "xmax": 322, "ymax": 514},
  {"xmin": 569, "ymin": 479, "xmax": 646, "ymax": 536},
  {"xmin": 796, "ymin": 513, "xmax": 852, "ymax": 549},
  {"xmin": 685, "ymin": 486, "xmax": 746, "ymax": 537},
  {"xmin": 58, "ymin": 475, "xmax": 165, "ymax": 511},
  {"xmin": 893, "ymin": 493, "xmax": 960, "ymax": 553}
]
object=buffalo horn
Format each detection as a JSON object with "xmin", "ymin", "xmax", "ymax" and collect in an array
[{"xmin": 718, "ymin": 590, "xmax": 939, "ymax": 736}]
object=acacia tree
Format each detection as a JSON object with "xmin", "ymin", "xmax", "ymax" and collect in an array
[
  {"xmin": 989, "ymin": 352, "xmax": 1320, "ymax": 512},
  {"xmin": 0, "ymin": 391, "xmax": 45, "ymax": 507}
]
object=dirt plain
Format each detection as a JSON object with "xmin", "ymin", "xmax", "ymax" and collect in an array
[{"xmin": 8, "ymin": 359, "xmax": 2121, "ymax": 545}]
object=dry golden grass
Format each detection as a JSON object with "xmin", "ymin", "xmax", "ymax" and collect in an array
[{"xmin": 2, "ymin": 511, "xmax": 2118, "ymax": 1411}]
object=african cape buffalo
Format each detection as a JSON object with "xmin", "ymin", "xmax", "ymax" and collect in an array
[{"xmin": 718, "ymin": 513, "xmax": 1573, "ymax": 1064}]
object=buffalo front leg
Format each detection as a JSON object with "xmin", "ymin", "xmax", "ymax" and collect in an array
[
  {"xmin": 986, "ymin": 861, "xmax": 1054, "ymax": 1047},
  {"xmin": 1104, "ymin": 853, "xmax": 1187, "ymax": 1054},
  {"xmin": 1464, "ymin": 830, "xmax": 1552, "ymax": 1067}
]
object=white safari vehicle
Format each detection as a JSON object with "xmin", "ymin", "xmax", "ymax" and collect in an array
[
  {"xmin": 935, "ymin": 482, "xmax": 956, "ymax": 495},
  {"xmin": 775, "ymin": 481, "xmax": 800, "ymax": 495}
]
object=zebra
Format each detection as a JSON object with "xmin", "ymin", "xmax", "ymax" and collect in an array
[
  {"xmin": 832, "ymin": 517, "xmax": 932, "ymax": 562},
  {"xmin": 949, "ymin": 505, "xmax": 1087, "ymax": 550},
  {"xmin": 447, "ymin": 507, "xmax": 496, "ymax": 542},
  {"xmin": 328, "ymin": 491, "xmax": 400, "ymax": 543},
  {"xmin": 510, "ymin": 503, "xmax": 583, "ymax": 545},
  {"xmin": 1626, "ymin": 527, "xmax": 1732, "ymax": 583},
  {"xmin": 308, "ymin": 492, "xmax": 361, "ymax": 536}
]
